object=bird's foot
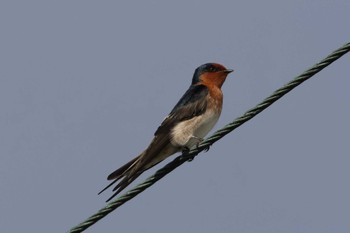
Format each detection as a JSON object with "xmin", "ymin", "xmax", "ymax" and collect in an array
[
  {"xmin": 182, "ymin": 146, "xmax": 190, "ymax": 154},
  {"xmin": 203, "ymin": 144, "xmax": 211, "ymax": 152},
  {"xmin": 181, "ymin": 146, "xmax": 195, "ymax": 162}
]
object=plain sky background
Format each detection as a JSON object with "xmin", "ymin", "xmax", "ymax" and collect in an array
[{"xmin": 1, "ymin": 1, "xmax": 349, "ymax": 232}]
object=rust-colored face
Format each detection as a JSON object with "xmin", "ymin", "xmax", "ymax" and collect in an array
[{"xmin": 198, "ymin": 63, "xmax": 233, "ymax": 88}]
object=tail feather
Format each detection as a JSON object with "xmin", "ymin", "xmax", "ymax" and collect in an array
[
  {"xmin": 105, "ymin": 172, "xmax": 143, "ymax": 202},
  {"xmin": 105, "ymin": 154, "xmax": 166, "ymax": 201},
  {"xmin": 97, "ymin": 179, "xmax": 118, "ymax": 195},
  {"xmin": 107, "ymin": 156, "xmax": 139, "ymax": 180},
  {"xmin": 99, "ymin": 135, "xmax": 173, "ymax": 201},
  {"xmin": 98, "ymin": 156, "xmax": 139, "ymax": 196}
]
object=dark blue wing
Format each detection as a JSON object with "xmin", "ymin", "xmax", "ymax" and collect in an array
[{"xmin": 155, "ymin": 84, "xmax": 208, "ymax": 135}]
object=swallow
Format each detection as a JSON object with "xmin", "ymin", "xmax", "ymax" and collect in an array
[{"xmin": 99, "ymin": 63, "xmax": 233, "ymax": 201}]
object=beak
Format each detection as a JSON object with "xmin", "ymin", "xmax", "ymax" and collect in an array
[{"xmin": 223, "ymin": 69, "xmax": 234, "ymax": 74}]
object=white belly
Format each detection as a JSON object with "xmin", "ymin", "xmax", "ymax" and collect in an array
[{"xmin": 170, "ymin": 109, "xmax": 220, "ymax": 148}]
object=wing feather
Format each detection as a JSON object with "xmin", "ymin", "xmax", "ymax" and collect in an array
[{"xmin": 155, "ymin": 84, "xmax": 208, "ymax": 135}]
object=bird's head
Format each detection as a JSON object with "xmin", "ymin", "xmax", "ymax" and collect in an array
[{"xmin": 192, "ymin": 63, "xmax": 233, "ymax": 88}]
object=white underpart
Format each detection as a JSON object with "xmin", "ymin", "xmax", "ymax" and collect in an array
[{"xmin": 170, "ymin": 109, "xmax": 220, "ymax": 148}]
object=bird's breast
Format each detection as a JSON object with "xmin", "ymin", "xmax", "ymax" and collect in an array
[{"xmin": 170, "ymin": 97, "xmax": 222, "ymax": 148}]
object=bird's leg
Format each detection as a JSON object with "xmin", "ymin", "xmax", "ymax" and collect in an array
[
  {"xmin": 191, "ymin": 135, "xmax": 211, "ymax": 152},
  {"xmin": 184, "ymin": 136, "xmax": 205, "ymax": 162},
  {"xmin": 190, "ymin": 135, "xmax": 204, "ymax": 147}
]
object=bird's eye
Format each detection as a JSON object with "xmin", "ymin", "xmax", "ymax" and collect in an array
[{"xmin": 209, "ymin": 66, "xmax": 217, "ymax": 72}]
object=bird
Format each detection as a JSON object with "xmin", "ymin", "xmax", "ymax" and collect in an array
[{"xmin": 99, "ymin": 63, "xmax": 233, "ymax": 202}]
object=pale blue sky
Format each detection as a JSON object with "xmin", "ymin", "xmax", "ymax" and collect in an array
[{"xmin": 1, "ymin": 1, "xmax": 349, "ymax": 232}]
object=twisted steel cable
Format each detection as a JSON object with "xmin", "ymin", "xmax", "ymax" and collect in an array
[{"xmin": 68, "ymin": 41, "xmax": 350, "ymax": 233}]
